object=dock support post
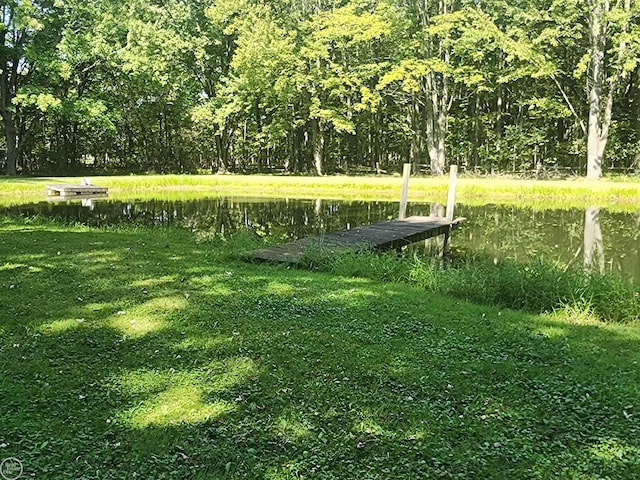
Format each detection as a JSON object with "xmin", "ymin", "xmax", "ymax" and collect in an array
[
  {"xmin": 443, "ymin": 165, "xmax": 458, "ymax": 260},
  {"xmin": 443, "ymin": 227, "xmax": 452, "ymax": 259},
  {"xmin": 446, "ymin": 165, "xmax": 458, "ymax": 222},
  {"xmin": 399, "ymin": 163, "xmax": 411, "ymax": 220}
]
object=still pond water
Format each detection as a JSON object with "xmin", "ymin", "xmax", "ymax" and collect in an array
[{"xmin": 3, "ymin": 197, "xmax": 639, "ymax": 281}]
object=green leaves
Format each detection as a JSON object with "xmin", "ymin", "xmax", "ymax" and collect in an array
[
  {"xmin": 310, "ymin": 3, "xmax": 392, "ymax": 47},
  {"xmin": 14, "ymin": 89, "xmax": 62, "ymax": 113},
  {"xmin": 1, "ymin": 0, "xmax": 640, "ymax": 176},
  {"xmin": 13, "ymin": 0, "xmax": 47, "ymax": 32}
]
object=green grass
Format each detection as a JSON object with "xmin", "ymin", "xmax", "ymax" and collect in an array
[
  {"xmin": 303, "ymin": 249, "xmax": 640, "ymax": 323},
  {"xmin": 1, "ymin": 216, "xmax": 639, "ymax": 478},
  {"xmin": 1, "ymin": 174, "xmax": 640, "ymax": 211}
]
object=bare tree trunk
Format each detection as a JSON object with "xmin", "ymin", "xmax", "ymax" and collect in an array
[
  {"xmin": 586, "ymin": 0, "xmax": 607, "ymax": 179},
  {"xmin": 215, "ymin": 133, "xmax": 229, "ymax": 173},
  {"xmin": 312, "ymin": 118, "xmax": 324, "ymax": 176},
  {"xmin": 284, "ymin": 133, "xmax": 292, "ymax": 173},
  {"xmin": 409, "ymin": 96, "xmax": 422, "ymax": 168},
  {"xmin": 294, "ymin": 125, "xmax": 306, "ymax": 173},
  {"xmin": 423, "ymin": 89, "xmax": 436, "ymax": 170},
  {"xmin": 0, "ymin": 34, "xmax": 18, "ymax": 175},
  {"xmin": 586, "ymin": 0, "xmax": 630, "ymax": 179},
  {"xmin": 422, "ymin": 75, "xmax": 447, "ymax": 175},
  {"xmin": 434, "ymin": 79, "xmax": 448, "ymax": 175},
  {"xmin": 418, "ymin": 0, "xmax": 449, "ymax": 176}
]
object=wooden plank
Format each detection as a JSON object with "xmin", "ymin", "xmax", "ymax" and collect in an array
[
  {"xmin": 46, "ymin": 184, "xmax": 108, "ymax": 196},
  {"xmin": 253, "ymin": 215, "xmax": 465, "ymax": 263},
  {"xmin": 254, "ymin": 167, "xmax": 463, "ymax": 264},
  {"xmin": 398, "ymin": 163, "xmax": 411, "ymax": 220}
]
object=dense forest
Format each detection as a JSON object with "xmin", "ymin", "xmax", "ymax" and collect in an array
[{"xmin": 1, "ymin": 0, "xmax": 639, "ymax": 177}]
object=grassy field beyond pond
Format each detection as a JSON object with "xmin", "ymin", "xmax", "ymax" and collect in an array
[
  {"xmin": 1, "ymin": 174, "xmax": 639, "ymax": 210},
  {"xmin": 1, "ymin": 217, "xmax": 639, "ymax": 479}
]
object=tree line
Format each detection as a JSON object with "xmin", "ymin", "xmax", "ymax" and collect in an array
[{"xmin": 1, "ymin": 0, "xmax": 639, "ymax": 177}]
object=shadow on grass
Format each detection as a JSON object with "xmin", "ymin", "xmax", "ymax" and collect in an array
[{"xmin": 0, "ymin": 221, "xmax": 639, "ymax": 479}]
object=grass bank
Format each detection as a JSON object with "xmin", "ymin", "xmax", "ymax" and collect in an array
[
  {"xmin": 1, "ymin": 174, "xmax": 639, "ymax": 211},
  {"xmin": 1, "ymin": 216, "xmax": 639, "ymax": 478},
  {"xmin": 303, "ymin": 250, "xmax": 640, "ymax": 324}
]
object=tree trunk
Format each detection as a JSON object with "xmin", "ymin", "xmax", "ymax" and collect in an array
[
  {"xmin": 423, "ymin": 73, "xmax": 446, "ymax": 175},
  {"xmin": 472, "ymin": 93, "xmax": 480, "ymax": 170},
  {"xmin": 2, "ymin": 109, "xmax": 18, "ymax": 175},
  {"xmin": 284, "ymin": 132, "xmax": 292, "ymax": 173},
  {"xmin": 409, "ymin": 96, "xmax": 422, "ymax": 169},
  {"xmin": 586, "ymin": 0, "xmax": 626, "ymax": 179},
  {"xmin": 586, "ymin": 0, "xmax": 606, "ymax": 179},
  {"xmin": 435, "ymin": 88, "xmax": 447, "ymax": 175},
  {"xmin": 418, "ymin": 0, "xmax": 449, "ymax": 176},
  {"xmin": 294, "ymin": 125, "xmax": 306, "ymax": 173},
  {"xmin": 312, "ymin": 118, "xmax": 324, "ymax": 176},
  {"xmin": 215, "ymin": 133, "xmax": 229, "ymax": 173},
  {"xmin": 0, "ymin": 47, "xmax": 18, "ymax": 175}
]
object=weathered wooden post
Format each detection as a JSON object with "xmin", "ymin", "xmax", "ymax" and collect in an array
[
  {"xmin": 443, "ymin": 165, "xmax": 458, "ymax": 258},
  {"xmin": 446, "ymin": 165, "xmax": 458, "ymax": 222},
  {"xmin": 399, "ymin": 163, "xmax": 411, "ymax": 220}
]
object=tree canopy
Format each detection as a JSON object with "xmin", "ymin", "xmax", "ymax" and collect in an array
[{"xmin": 1, "ymin": 0, "xmax": 639, "ymax": 177}]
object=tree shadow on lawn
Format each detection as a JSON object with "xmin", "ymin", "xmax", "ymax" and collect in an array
[{"xmin": 0, "ymin": 225, "xmax": 639, "ymax": 479}]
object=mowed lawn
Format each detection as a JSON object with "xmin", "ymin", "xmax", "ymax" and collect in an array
[{"xmin": 0, "ymin": 217, "xmax": 639, "ymax": 479}]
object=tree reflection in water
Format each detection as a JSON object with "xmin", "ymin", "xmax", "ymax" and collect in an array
[{"xmin": 584, "ymin": 206, "xmax": 605, "ymax": 274}]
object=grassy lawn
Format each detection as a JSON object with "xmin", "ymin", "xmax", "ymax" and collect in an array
[
  {"xmin": 1, "ymin": 174, "xmax": 640, "ymax": 211},
  {"xmin": 1, "ymin": 217, "xmax": 639, "ymax": 479}
]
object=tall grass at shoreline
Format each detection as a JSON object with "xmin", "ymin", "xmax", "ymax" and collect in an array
[
  {"xmin": 301, "ymin": 249, "xmax": 640, "ymax": 323},
  {"xmin": 1, "ymin": 174, "xmax": 639, "ymax": 210}
]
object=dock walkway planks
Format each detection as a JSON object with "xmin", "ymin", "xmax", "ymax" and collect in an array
[
  {"xmin": 253, "ymin": 216, "xmax": 464, "ymax": 263},
  {"xmin": 46, "ymin": 184, "xmax": 108, "ymax": 197}
]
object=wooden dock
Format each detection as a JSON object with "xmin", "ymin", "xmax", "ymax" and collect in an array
[
  {"xmin": 46, "ymin": 184, "xmax": 108, "ymax": 197},
  {"xmin": 253, "ymin": 216, "xmax": 464, "ymax": 263}
]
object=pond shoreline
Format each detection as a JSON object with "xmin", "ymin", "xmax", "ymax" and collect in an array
[
  {"xmin": 2, "ymin": 197, "xmax": 638, "ymax": 282},
  {"xmin": 1, "ymin": 174, "xmax": 640, "ymax": 211}
]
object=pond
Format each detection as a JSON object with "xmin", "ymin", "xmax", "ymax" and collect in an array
[{"xmin": 3, "ymin": 197, "xmax": 639, "ymax": 281}]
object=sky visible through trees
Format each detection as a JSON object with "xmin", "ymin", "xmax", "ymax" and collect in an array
[{"xmin": 1, "ymin": 0, "xmax": 639, "ymax": 177}]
